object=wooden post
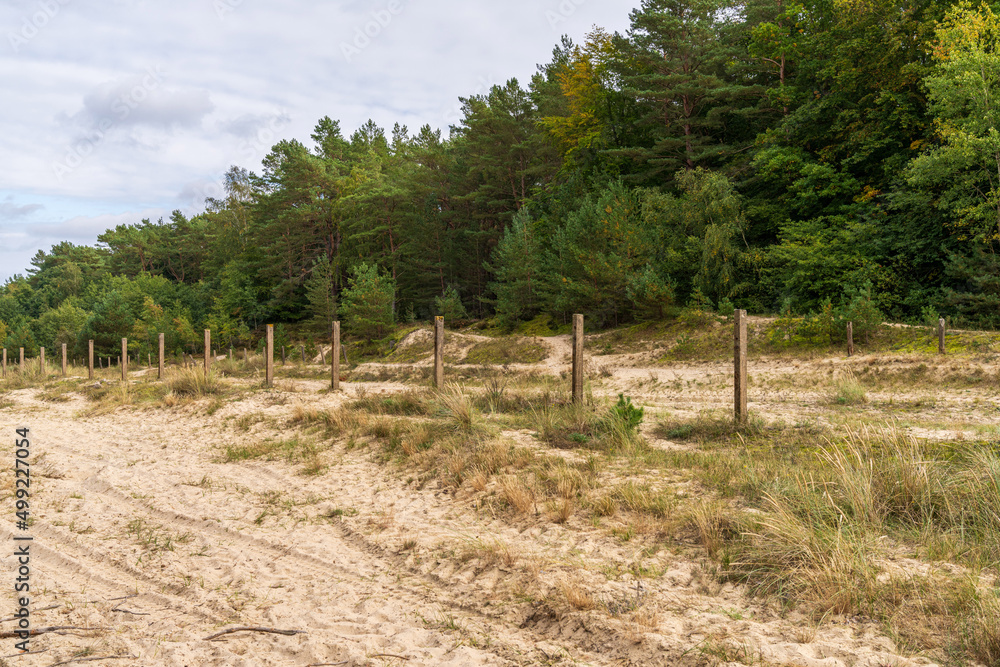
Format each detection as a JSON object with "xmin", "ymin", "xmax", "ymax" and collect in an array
[
  {"xmin": 734, "ymin": 309, "xmax": 748, "ymax": 425},
  {"xmin": 19, "ymin": 347, "xmax": 24, "ymax": 373},
  {"xmin": 320, "ymin": 346, "xmax": 326, "ymax": 365},
  {"xmin": 938, "ymin": 318, "xmax": 946, "ymax": 355},
  {"xmin": 243, "ymin": 347, "xmax": 248, "ymax": 362},
  {"xmin": 434, "ymin": 316, "xmax": 444, "ymax": 389},
  {"xmin": 300, "ymin": 345, "xmax": 306, "ymax": 364},
  {"xmin": 572, "ymin": 314, "xmax": 584, "ymax": 404},
  {"xmin": 2, "ymin": 348, "xmax": 6, "ymax": 378},
  {"xmin": 281, "ymin": 346, "xmax": 286, "ymax": 365},
  {"xmin": 158, "ymin": 334, "xmax": 164, "ymax": 379},
  {"xmin": 229, "ymin": 346, "xmax": 233, "ymax": 362},
  {"xmin": 266, "ymin": 324, "xmax": 274, "ymax": 388},
  {"xmin": 121, "ymin": 338, "xmax": 128, "ymax": 382},
  {"xmin": 204, "ymin": 330, "xmax": 211, "ymax": 375},
  {"xmin": 332, "ymin": 321, "xmax": 340, "ymax": 391},
  {"xmin": 62, "ymin": 344, "xmax": 67, "ymax": 376},
  {"xmin": 846, "ymin": 322, "xmax": 854, "ymax": 357},
  {"xmin": 39, "ymin": 347, "xmax": 45, "ymax": 375}
]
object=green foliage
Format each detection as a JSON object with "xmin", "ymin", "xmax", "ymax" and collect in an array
[
  {"xmin": 304, "ymin": 254, "xmax": 338, "ymax": 331},
  {"xmin": 434, "ymin": 285, "xmax": 468, "ymax": 321},
  {"xmin": 34, "ymin": 301, "xmax": 88, "ymax": 350},
  {"xmin": 907, "ymin": 2, "xmax": 1000, "ymax": 247},
  {"xmin": 919, "ymin": 305, "xmax": 941, "ymax": 330},
  {"xmin": 79, "ymin": 290, "xmax": 135, "ymax": 356},
  {"xmin": 339, "ymin": 263, "xmax": 395, "ymax": 342},
  {"xmin": 609, "ymin": 394, "xmax": 644, "ymax": 432},
  {"xmin": 766, "ymin": 282, "xmax": 884, "ymax": 348},
  {"xmin": 839, "ymin": 281, "xmax": 884, "ymax": 344},
  {"xmin": 544, "ymin": 180, "xmax": 672, "ymax": 326},
  {"xmin": 489, "ymin": 209, "xmax": 542, "ymax": 328},
  {"xmin": 626, "ymin": 265, "xmax": 676, "ymax": 320}
]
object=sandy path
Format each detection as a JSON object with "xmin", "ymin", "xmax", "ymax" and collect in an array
[
  {"xmin": 2, "ymin": 393, "xmax": 553, "ymax": 666},
  {"xmin": 0, "ymin": 372, "xmax": 954, "ymax": 666}
]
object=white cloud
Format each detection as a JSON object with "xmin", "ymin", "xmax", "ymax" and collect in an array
[
  {"xmin": 65, "ymin": 68, "xmax": 214, "ymax": 132},
  {"xmin": 0, "ymin": 197, "xmax": 43, "ymax": 219}
]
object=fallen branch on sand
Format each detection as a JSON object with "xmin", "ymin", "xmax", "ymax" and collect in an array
[
  {"xmin": 48, "ymin": 655, "xmax": 137, "ymax": 666},
  {"xmin": 0, "ymin": 604, "xmax": 60, "ymax": 621},
  {"xmin": 203, "ymin": 626, "xmax": 307, "ymax": 641}
]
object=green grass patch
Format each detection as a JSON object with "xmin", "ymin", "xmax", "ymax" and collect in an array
[
  {"xmin": 221, "ymin": 435, "xmax": 327, "ymax": 474},
  {"xmin": 461, "ymin": 338, "xmax": 548, "ymax": 365}
]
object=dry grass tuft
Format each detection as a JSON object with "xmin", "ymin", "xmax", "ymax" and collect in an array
[
  {"xmin": 830, "ymin": 370, "xmax": 867, "ymax": 405},
  {"xmin": 498, "ymin": 474, "xmax": 535, "ymax": 514},
  {"xmin": 689, "ymin": 500, "xmax": 732, "ymax": 558},
  {"xmin": 554, "ymin": 498, "xmax": 573, "ymax": 523},
  {"xmin": 167, "ymin": 369, "xmax": 225, "ymax": 397},
  {"xmin": 558, "ymin": 579, "xmax": 597, "ymax": 611},
  {"xmin": 590, "ymin": 495, "xmax": 618, "ymax": 517},
  {"xmin": 460, "ymin": 536, "xmax": 518, "ymax": 568},
  {"xmin": 436, "ymin": 384, "xmax": 480, "ymax": 432}
]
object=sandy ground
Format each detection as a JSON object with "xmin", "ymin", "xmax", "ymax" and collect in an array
[{"xmin": 2, "ymin": 331, "xmax": 992, "ymax": 666}]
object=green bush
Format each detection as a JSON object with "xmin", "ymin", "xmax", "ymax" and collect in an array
[
  {"xmin": 434, "ymin": 285, "xmax": 468, "ymax": 321},
  {"xmin": 340, "ymin": 263, "xmax": 395, "ymax": 344},
  {"xmin": 610, "ymin": 394, "xmax": 644, "ymax": 432}
]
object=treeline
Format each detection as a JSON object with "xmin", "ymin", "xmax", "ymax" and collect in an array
[{"xmin": 5, "ymin": 0, "xmax": 1000, "ymax": 357}]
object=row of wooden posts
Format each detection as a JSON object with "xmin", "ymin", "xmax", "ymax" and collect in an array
[
  {"xmin": 732, "ymin": 313, "xmax": 950, "ymax": 423},
  {"xmin": 0, "ymin": 313, "xmax": 950, "ymax": 424},
  {"xmin": 0, "ymin": 316, "xmax": 587, "ymax": 399}
]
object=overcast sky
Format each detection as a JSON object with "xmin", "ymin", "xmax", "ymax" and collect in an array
[{"xmin": 0, "ymin": 0, "xmax": 637, "ymax": 282}]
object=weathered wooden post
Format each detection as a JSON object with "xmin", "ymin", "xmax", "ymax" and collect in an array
[
  {"xmin": 19, "ymin": 348, "xmax": 24, "ymax": 373},
  {"xmin": 2, "ymin": 348, "xmax": 6, "ymax": 378},
  {"xmin": 204, "ymin": 330, "xmax": 211, "ymax": 375},
  {"xmin": 332, "ymin": 321, "xmax": 340, "ymax": 391},
  {"xmin": 266, "ymin": 324, "xmax": 274, "ymax": 388},
  {"xmin": 62, "ymin": 344, "xmax": 68, "ymax": 376},
  {"xmin": 243, "ymin": 347, "xmax": 248, "ymax": 362},
  {"xmin": 281, "ymin": 346, "xmax": 286, "ymax": 365},
  {"xmin": 320, "ymin": 346, "xmax": 326, "ymax": 365},
  {"xmin": 229, "ymin": 346, "xmax": 233, "ymax": 362},
  {"xmin": 39, "ymin": 347, "xmax": 45, "ymax": 375},
  {"xmin": 734, "ymin": 309, "xmax": 748, "ymax": 424},
  {"xmin": 300, "ymin": 345, "xmax": 306, "ymax": 364},
  {"xmin": 572, "ymin": 314, "xmax": 584, "ymax": 404},
  {"xmin": 121, "ymin": 338, "xmax": 128, "ymax": 382},
  {"xmin": 158, "ymin": 334, "xmax": 164, "ymax": 379},
  {"xmin": 434, "ymin": 316, "xmax": 444, "ymax": 390},
  {"xmin": 846, "ymin": 322, "xmax": 854, "ymax": 357},
  {"xmin": 938, "ymin": 318, "xmax": 946, "ymax": 355}
]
